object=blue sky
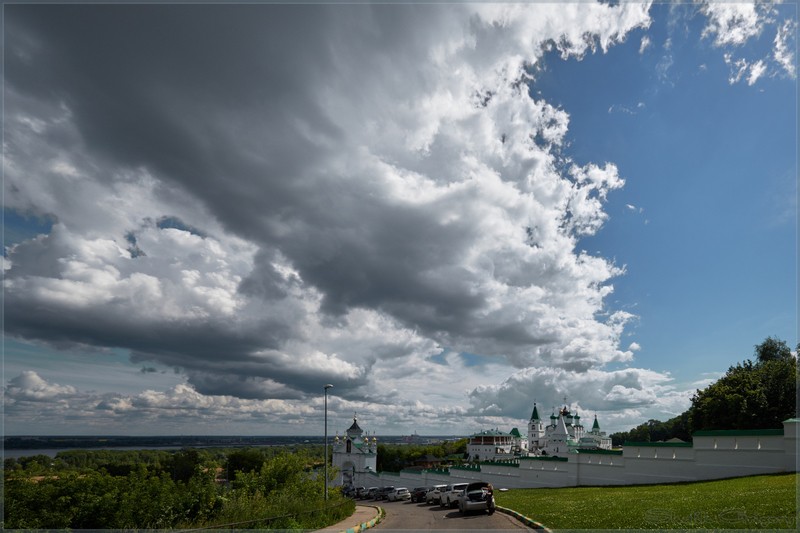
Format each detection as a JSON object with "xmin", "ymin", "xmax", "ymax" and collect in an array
[
  {"xmin": 534, "ymin": 2, "xmax": 796, "ymax": 384},
  {"xmin": 3, "ymin": 2, "xmax": 797, "ymax": 436}
]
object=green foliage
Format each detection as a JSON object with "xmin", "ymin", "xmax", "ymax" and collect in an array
[
  {"xmin": 169, "ymin": 447, "xmax": 202, "ymax": 482},
  {"xmin": 754, "ymin": 336, "xmax": 793, "ymax": 363},
  {"xmin": 690, "ymin": 348, "xmax": 797, "ymax": 431},
  {"xmin": 611, "ymin": 336, "xmax": 798, "ymax": 443},
  {"xmin": 611, "ymin": 412, "xmax": 691, "ymax": 446},
  {"xmin": 496, "ymin": 473, "xmax": 797, "ymax": 530},
  {"xmin": 376, "ymin": 438, "xmax": 468, "ymax": 472},
  {"xmin": 4, "ymin": 446, "xmax": 352, "ymax": 531},
  {"xmin": 226, "ymin": 448, "xmax": 269, "ymax": 479}
]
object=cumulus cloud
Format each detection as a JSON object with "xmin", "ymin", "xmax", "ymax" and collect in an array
[
  {"xmin": 8, "ymin": 2, "xmax": 750, "ymax": 435},
  {"xmin": 6, "ymin": 371, "xmax": 77, "ymax": 402},
  {"xmin": 4, "ymin": 371, "xmax": 320, "ymax": 433},
  {"xmin": 466, "ymin": 366, "xmax": 692, "ymax": 429},
  {"xmin": 700, "ymin": 1, "xmax": 765, "ymax": 47},
  {"xmin": 700, "ymin": 1, "xmax": 797, "ymax": 86}
]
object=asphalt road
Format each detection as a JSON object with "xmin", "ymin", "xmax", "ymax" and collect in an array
[{"xmin": 373, "ymin": 498, "xmax": 534, "ymax": 531}]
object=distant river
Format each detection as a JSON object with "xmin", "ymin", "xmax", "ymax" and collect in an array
[{"xmin": 3, "ymin": 446, "xmax": 187, "ymax": 460}]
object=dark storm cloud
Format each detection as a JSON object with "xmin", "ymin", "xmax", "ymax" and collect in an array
[
  {"xmin": 5, "ymin": 3, "xmax": 488, "ymax": 330},
  {"xmin": 4, "ymin": 2, "xmax": 658, "ymax": 414}
]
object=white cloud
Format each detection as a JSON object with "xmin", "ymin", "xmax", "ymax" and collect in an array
[
  {"xmin": 773, "ymin": 19, "xmax": 797, "ymax": 78},
  {"xmin": 699, "ymin": 2, "xmax": 796, "ymax": 87},
  {"xmin": 7, "ymin": 2, "xmax": 740, "ymax": 436},
  {"xmin": 747, "ymin": 59, "xmax": 767, "ymax": 85},
  {"xmin": 701, "ymin": 2, "xmax": 764, "ymax": 47},
  {"xmin": 639, "ymin": 35, "xmax": 652, "ymax": 54},
  {"xmin": 5, "ymin": 371, "xmax": 77, "ymax": 402}
]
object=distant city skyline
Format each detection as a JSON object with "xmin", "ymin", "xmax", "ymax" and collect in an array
[{"xmin": 3, "ymin": 2, "xmax": 796, "ymax": 436}]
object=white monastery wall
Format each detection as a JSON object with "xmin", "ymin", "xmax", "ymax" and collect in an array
[{"xmin": 349, "ymin": 420, "xmax": 798, "ymax": 490}]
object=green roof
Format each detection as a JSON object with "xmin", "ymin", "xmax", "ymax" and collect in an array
[
  {"xmin": 591, "ymin": 416, "xmax": 600, "ymax": 430},
  {"xmin": 531, "ymin": 403, "xmax": 540, "ymax": 420},
  {"xmin": 575, "ymin": 448, "xmax": 623, "ymax": 455},
  {"xmin": 692, "ymin": 428, "xmax": 784, "ymax": 437},
  {"xmin": 519, "ymin": 455, "xmax": 569, "ymax": 462},
  {"xmin": 510, "ymin": 427, "xmax": 522, "ymax": 437},
  {"xmin": 451, "ymin": 464, "xmax": 481, "ymax": 471},
  {"xmin": 624, "ymin": 441, "xmax": 693, "ymax": 447}
]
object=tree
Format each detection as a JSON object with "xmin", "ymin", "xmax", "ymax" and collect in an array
[
  {"xmin": 754, "ymin": 336, "xmax": 793, "ymax": 363},
  {"xmin": 689, "ymin": 337, "xmax": 797, "ymax": 431},
  {"xmin": 170, "ymin": 448, "xmax": 202, "ymax": 483},
  {"xmin": 611, "ymin": 337, "xmax": 798, "ymax": 441}
]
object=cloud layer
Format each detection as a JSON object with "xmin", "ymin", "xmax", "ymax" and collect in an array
[{"xmin": 4, "ymin": 2, "xmax": 791, "ymax": 435}]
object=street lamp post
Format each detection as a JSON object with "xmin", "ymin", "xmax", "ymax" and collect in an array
[{"xmin": 324, "ymin": 384, "xmax": 333, "ymax": 500}]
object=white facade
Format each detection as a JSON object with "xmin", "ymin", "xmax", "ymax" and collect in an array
[
  {"xmin": 528, "ymin": 402, "xmax": 610, "ymax": 457},
  {"xmin": 331, "ymin": 415, "xmax": 377, "ymax": 487},
  {"xmin": 350, "ymin": 419, "xmax": 798, "ymax": 491},
  {"xmin": 467, "ymin": 429, "xmax": 514, "ymax": 461}
]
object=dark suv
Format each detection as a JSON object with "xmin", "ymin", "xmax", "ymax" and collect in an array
[{"xmin": 410, "ymin": 486, "xmax": 429, "ymax": 503}]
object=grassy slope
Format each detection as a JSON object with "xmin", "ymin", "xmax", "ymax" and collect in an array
[{"xmin": 495, "ymin": 473, "xmax": 798, "ymax": 530}]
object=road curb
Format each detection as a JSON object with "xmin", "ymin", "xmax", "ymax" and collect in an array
[
  {"xmin": 337, "ymin": 505, "xmax": 384, "ymax": 533},
  {"xmin": 496, "ymin": 505, "xmax": 552, "ymax": 532}
]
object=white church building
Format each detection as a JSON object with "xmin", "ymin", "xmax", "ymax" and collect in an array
[
  {"xmin": 528, "ymin": 402, "xmax": 612, "ymax": 457},
  {"xmin": 331, "ymin": 414, "xmax": 377, "ymax": 487}
]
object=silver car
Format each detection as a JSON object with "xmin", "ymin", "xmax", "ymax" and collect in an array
[{"xmin": 458, "ymin": 481, "xmax": 492, "ymax": 514}]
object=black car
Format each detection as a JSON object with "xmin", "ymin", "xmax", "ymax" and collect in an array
[
  {"xmin": 375, "ymin": 486, "xmax": 395, "ymax": 500},
  {"xmin": 410, "ymin": 486, "xmax": 429, "ymax": 503}
]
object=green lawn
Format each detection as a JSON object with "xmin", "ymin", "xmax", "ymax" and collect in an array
[{"xmin": 495, "ymin": 473, "xmax": 797, "ymax": 530}]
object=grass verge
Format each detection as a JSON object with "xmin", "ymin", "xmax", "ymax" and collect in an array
[{"xmin": 495, "ymin": 473, "xmax": 797, "ymax": 530}]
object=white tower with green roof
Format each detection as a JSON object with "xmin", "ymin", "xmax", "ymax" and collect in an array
[
  {"xmin": 332, "ymin": 414, "xmax": 377, "ymax": 488},
  {"xmin": 527, "ymin": 402, "xmax": 546, "ymax": 452}
]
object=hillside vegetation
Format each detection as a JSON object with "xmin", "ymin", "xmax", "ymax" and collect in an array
[
  {"xmin": 3, "ymin": 447, "xmax": 353, "ymax": 530},
  {"xmin": 496, "ymin": 473, "xmax": 797, "ymax": 530},
  {"xmin": 611, "ymin": 337, "xmax": 798, "ymax": 445}
]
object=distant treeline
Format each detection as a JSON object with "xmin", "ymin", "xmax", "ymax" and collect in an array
[
  {"xmin": 610, "ymin": 337, "xmax": 798, "ymax": 446},
  {"xmin": 3, "ymin": 435, "xmax": 326, "ymax": 450},
  {"xmin": 376, "ymin": 438, "xmax": 468, "ymax": 472},
  {"xmin": 4, "ymin": 434, "xmax": 462, "ymax": 450}
]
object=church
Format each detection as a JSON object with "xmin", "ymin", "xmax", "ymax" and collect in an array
[
  {"xmin": 331, "ymin": 414, "xmax": 378, "ymax": 487},
  {"xmin": 527, "ymin": 402, "xmax": 612, "ymax": 457}
]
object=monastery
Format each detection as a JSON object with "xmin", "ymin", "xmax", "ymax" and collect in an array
[
  {"xmin": 332, "ymin": 403, "xmax": 798, "ymax": 490},
  {"xmin": 466, "ymin": 401, "xmax": 611, "ymax": 461}
]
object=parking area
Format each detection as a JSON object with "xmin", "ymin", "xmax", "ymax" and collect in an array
[{"xmin": 373, "ymin": 497, "xmax": 533, "ymax": 531}]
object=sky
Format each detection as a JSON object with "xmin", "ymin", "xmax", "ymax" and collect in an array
[{"xmin": 2, "ymin": 1, "xmax": 797, "ymax": 437}]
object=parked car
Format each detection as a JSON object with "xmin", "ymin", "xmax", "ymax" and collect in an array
[
  {"xmin": 440, "ymin": 482, "xmax": 469, "ymax": 508},
  {"xmin": 351, "ymin": 486, "xmax": 366, "ymax": 498},
  {"xmin": 426, "ymin": 484, "xmax": 447, "ymax": 504},
  {"xmin": 410, "ymin": 486, "xmax": 429, "ymax": 503},
  {"xmin": 457, "ymin": 481, "xmax": 493, "ymax": 514},
  {"xmin": 387, "ymin": 487, "xmax": 411, "ymax": 501},
  {"xmin": 356, "ymin": 486, "xmax": 371, "ymax": 499},
  {"xmin": 365, "ymin": 487, "xmax": 379, "ymax": 499},
  {"xmin": 375, "ymin": 486, "xmax": 395, "ymax": 500}
]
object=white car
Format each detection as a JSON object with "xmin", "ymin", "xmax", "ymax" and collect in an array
[
  {"xmin": 426, "ymin": 484, "xmax": 447, "ymax": 504},
  {"xmin": 440, "ymin": 482, "xmax": 469, "ymax": 508},
  {"xmin": 387, "ymin": 487, "xmax": 411, "ymax": 501}
]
